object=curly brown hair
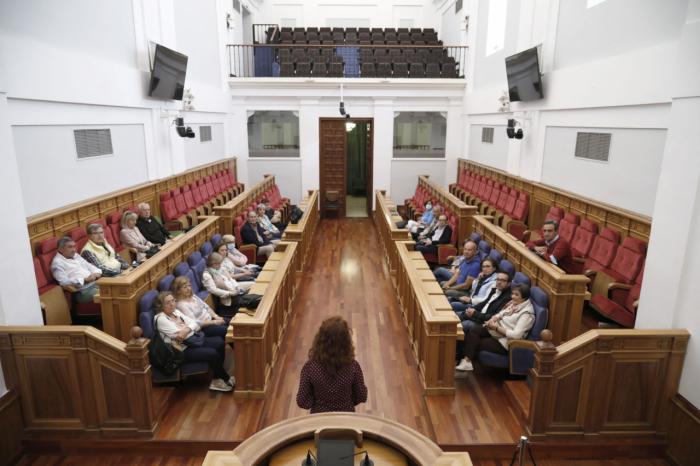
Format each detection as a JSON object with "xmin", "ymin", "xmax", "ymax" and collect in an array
[{"xmin": 308, "ymin": 316, "xmax": 355, "ymax": 374}]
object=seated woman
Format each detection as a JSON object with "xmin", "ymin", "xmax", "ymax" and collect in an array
[
  {"xmin": 201, "ymin": 252, "xmax": 255, "ymax": 317},
  {"xmin": 120, "ymin": 211, "xmax": 156, "ymax": 262},
  {"xmin": 455, "ymin": 284, "xmax": 535, "ymax": 372},
  {"xmin": 213, "ymin": 241, "xmax": 258, "ymax": 281},
  {"xmin": 221, "ymin": 234, "xmax": 261, "ymax": 275},
  {"xmin": 171, "ymin": 276, "xmax": 228, "ymax": 337},
  {"xmin": 449, "ymin": 258, "xmax": 498, "ymax": 312},
  {"xmin": 296, "ymin": 316, "xmax": 367, "ymax": 413},
  {"xmin": 415, "ymin": 214, "xmax": 452, "ymax": 256},
  {"xmin": 256, "ymin": 204, "xmax": 282, "ymax": 242},
  {"xmin": 153, "ymin": 291, "xmax": 233, "ymax": 392},
  {"xmin": 406, "ymin": 200, "xmax": 434, "ymax": 234}
]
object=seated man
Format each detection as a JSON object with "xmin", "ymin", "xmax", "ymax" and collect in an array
[
  {"xmin": 525, "ymin": 220, "xmax": 574, "ymax": 273},
  {"xmin": 441, "ymin": 240, "xmax": 481, "ymax": 299},
  {"xmin": 51, "ymin": 236, "xmax": 102, "ymax": 304},
  {"xmin": 256, "ymin": 204, "xmax": 283, "ymax": 240},
  {"xmin": 433, "ymin": 238, "xmax": 468, "ymax": 283},
  {"xmin": 454, "ymin": 271, "xmax": 513, "ymax": 371},
  {"xmin": 412, "ymin": 205, "xmax": 442, "ymax": 242},
  {"xmin": 241, "ymin": 210, "xmax": 275, "ymax": 260},
  {"xmin": 415, "ymin": 214, "xmax": 452, "ymax": 256},
  {"xmin": 136, "ymin": 202, "xmax": 171, "ymax": 246},
  {"xmin": 81, "ymin": 223, "xmax": 129, "ymax": 277}
]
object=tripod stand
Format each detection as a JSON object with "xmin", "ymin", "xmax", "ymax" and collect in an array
[{"xmin": 508, "ymin": 436, "xmax": 537, "ymax": 466}]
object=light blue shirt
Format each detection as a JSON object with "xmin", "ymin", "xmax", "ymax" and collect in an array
[
  {"xmin": 420, "ymin": 208, "xmax": 434, "ymax": 224},
  {"xmin": 469, "ymin": 273, "xmax": 497, "ymax": 305}
]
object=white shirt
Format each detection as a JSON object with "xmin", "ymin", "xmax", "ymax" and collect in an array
[
  {"xmin": 51, "ymin": 252, "xmax": 101, "ymax": 287},
  {"xmin": 431, "ymin": 225, "xmax": 447, "ymax": 242},
  {"xmin": 154, "ymin": 310, "xmax": 199, "ymax": 343}
]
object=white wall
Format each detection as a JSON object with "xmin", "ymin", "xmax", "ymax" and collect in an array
[
  {"xmin": 390, "ymin": 159, "xmax": 446, "ymax": 206},
  {"xmin": 468, "ymin": 123, "xmax": 508, "ymax": 170},
  {"xmin": 248, "ymin": 159, "xmax": 303, "ymax": 204},
  {"xmin": 182, "ymin": 120, "xmax": 226, "ymax": 169},
  {"xmin": 541, "ymin": 126, "xmax": 665, "ymax": 216}
]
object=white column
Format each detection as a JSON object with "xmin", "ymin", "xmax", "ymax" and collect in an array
[
  {"xmin": 374, "ymin": 98, "xmax": 394, "ymax": 207},
  {"xmin": 636, "ymin": 0, "xmax": 700, "ymax": 407},
  {"xmin": 0, "ymin": 92, "xmax": 43, "ymax": 326},
  {"xmin": 444, "ymin": 97, "xmax": 464, "ymax": 185},
  {"xmin": 299, "ymin": 99, "xmax": 321, "ymax": 194}
]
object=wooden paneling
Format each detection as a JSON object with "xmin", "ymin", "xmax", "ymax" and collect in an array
[
  {"xmin": 27, "ymin": 158, "xmax": 238, "ymax": 254},
  {"xmin": 373, "ymin": 190, "xmax": 413, "ymax": 276},
  {"xmin": 527, "ymin": 329, "xmax": 690, "ymax": 439},
  {"xmin": 225, "ymin": 242, "xmax": 298, "ymax": 399},
  {"xmin": 667, "ymin": 394, "xmax": 700, "ymax": 466},
  {"xmin": 0, "ymin": 326, "xmax": 156, "ymax": 437},
  {"xmin": 97, "ymin": 217, "xmax": 219, "ymax": 342},
  {"xmin": 281, "ymin": 190, "xmax": 319, "ymax": 273},
  {"xmin": 0, "ymin": 389, "xmax": 23, "ymax": 466},
  {"xmin": 395, "ymin": 241, "xmax": 459, "ymax": 395},
  {"xmin": 454, "ymin": 159, "xmax": 652, "ymax": 244},
  {"xmin": 319, "ymin": 119, "xmax": 347, "ymax": 217},
  {"xmin": 473, "ymin": 215, "xmax": 589, "ymax": 343},
  {"xmin": 213, "ymin": 175, "xmax": 277, "ymax": 235}
]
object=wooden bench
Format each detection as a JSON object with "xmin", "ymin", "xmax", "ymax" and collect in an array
[
  {"xmin": 473, "ymin": 215, "xmax": 589, "ymax": 344},
  {"xmin": 225, "ymin": 242, "xmax": 299, "ymax": 399},
  {"xmin": 97, "ymin": 216, "xmax": 219, "ymax": 342},
  {"xmin": 395, "ymin": 241, "xmax": 459, "ymax": 395},
  {"xmin": 373, "ymin": 190, "xmax": 412, "ymax": 277},
  {"xmin": 281, "ymin": 190, "xmax": 319, "ymax": 274},
  {"xmin": 415, "ymin": 175, "xmax": 478, "ymax": 245},
  {"xmin": 214, "ymin": 175, "xmax": 281, "ymax": 236}
]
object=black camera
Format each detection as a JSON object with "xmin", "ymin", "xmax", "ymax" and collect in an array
[{"xmin": 175, "ymin": 117, "xmax": 195, "ymax": 138}]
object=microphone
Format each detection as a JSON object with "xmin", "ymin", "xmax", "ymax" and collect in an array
[
  {"xmin": 301, "ymin": 449, "xmax": 317, "ymax": 466},
  {"xmin": 339, "ymin": 450, "xmax": 374, "ymax": 466}
]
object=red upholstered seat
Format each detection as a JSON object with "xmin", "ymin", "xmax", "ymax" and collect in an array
[
  {"xmin": 571, "ymin": 218, "xmax": 598, "ymax": 257},
  {"xmin": 558, "ymin": 212, "xmax": 579, "ymax": 244},
  {"xmin": 190, "ymin": 183, "xmax": 204, "ymax": 207},
  {"xmin": 204, "ymin": 176, "xmax": 217, "ymax": 200},
  {"xmin": 197, "ymin": 179, "xmax": 211, "ymax": 202},
  {"xmin": 33, "ymin": 257, "xmax": 55, "ymax": 294},
  {"xmin": 92, "ymin": 218, "xmax": 120, "ymax": 251},
  {"xmin": 600, "ymin": 237, "xmax": 647, "ymax": 284},
  {"xmin": 182, "ymin": 185, "xmax": 197, "ymax": 211},
  {"xmin": 546, "ymin": 206, "xmax": 565, "ymax": 222},
  {"xmin": 170, "ymin": 188, "xmax": 187, "ymax": 215},
  {"xmin": 511, "ymin": 192, "xmax": 529, "ymax": 222},
  {"xmin": 160, "ymin": 192, "xmax": 180, "ymax": 223},
  {"xmin": 494, "ymin": 186, "xmax": 509, "ymax": 212},
  {"xmin": 590, "ymin": 271, "xmax": 642, "ymax": 328},
  {"xmin": 68, "ymin": 227, "xmax": 88, "ymax": 251},
  {"xmin": 583, "ymin": 227, "xmax": 620, "ymax": 272},
  {"xmin": 36, "ymin": 237, "xmax": 59, "ymax": 279}
]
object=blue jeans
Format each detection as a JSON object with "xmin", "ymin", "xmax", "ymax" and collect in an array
[{"xmin": 433, "ymin": 267, "xmax": 453, "ymax": 283}]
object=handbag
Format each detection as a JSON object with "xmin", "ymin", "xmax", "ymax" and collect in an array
[
  {"xmin": 149, "ymin": 316, "xmax": 185, "ymax": 375},
  {"xmin": 238, "ymin": 293, "xmax": 263, "ymax": 309},
  {"xmin": 145, "ymin": 246, "xmax": 160, "ymax": 258},
  {"xmin": 183, "ymin": 331, "xmax": 205, "ymax": 347}
]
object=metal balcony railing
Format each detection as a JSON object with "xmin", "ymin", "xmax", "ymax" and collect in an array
[{"xmin": 227, "ymin": 43, "xmax": 468, "ymax": 79}]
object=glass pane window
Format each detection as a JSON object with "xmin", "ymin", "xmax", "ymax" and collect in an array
[
  {"xmin": 247, "ymin": 111, "xmax": 300, "ymax": 157},
  {"xmin": 393, "ymin": 112, "xmax": 446, "ymax": 158}
]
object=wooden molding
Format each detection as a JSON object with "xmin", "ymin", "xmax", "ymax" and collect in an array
[
  {"xmin": 373, "ymin": 190, "xmax": 412, "ymax": 275},
  {"xmin": 281, "ymin": 190, "xmax": 319, "ymax": 273}
]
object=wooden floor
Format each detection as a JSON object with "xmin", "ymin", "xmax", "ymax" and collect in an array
[{"xmin": 16, "ymin": 219, "xmax": 669, "ymax": 465}]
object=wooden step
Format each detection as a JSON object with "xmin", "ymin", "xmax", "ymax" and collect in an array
[{"xmin": 504, "ymin": 379, "xmax": 530, "ymax": 425}]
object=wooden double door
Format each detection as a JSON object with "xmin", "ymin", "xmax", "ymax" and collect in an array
[{"xmin": 319, "ymin": 118, "xmax": 373, "ymax": 218}]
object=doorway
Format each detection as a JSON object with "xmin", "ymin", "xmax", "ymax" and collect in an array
[{"xmin": 319, "ymin": 118, "xmax": 373, "ymax": 218}]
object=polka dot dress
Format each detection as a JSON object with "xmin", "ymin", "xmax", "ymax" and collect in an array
[{"xmin": 296, "ymin": 359, "xmax": 368, "ymax": 414}]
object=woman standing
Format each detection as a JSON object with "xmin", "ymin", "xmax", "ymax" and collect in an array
[
  {"xmin": 296, "ymin": 316, "xmax": 368, "ymax": 414},
  {"xmin": 153, "ymin": 291, "xmax": 233, "ymax": 392}
]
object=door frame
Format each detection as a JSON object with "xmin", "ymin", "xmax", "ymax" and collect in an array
[{"xmin": 318, "ymin": 117, "xmax": 374, "ymax": 217}]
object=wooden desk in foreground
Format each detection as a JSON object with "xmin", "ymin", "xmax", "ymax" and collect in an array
[
  {"xmin": 473, "ymin": 215, "xmax": 589, "ymax": 344},
  {"xmin": 395, "ymin": 241, "xmax": 459, "ymax": 395},
  {"xmin": 373, "ymin": 190, "xmax": 412, "ymax": 276},
  {"xmin": 97, "ymin": 216, "xmax": 218, "ymax": 342},
  {"xmin": 281, "ymin": 190, "xmax": 319, "ymax": 273},
  {"xmin": 226, "ymin": 241, "xmax": 298, "ymax": 399}
]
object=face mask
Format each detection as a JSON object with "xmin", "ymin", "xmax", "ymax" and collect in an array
[
  {"xmin": 227, "ymin": 243, "xmax": 236, "ymax": 251},
  {"xmin": 425, "ymin": 203, "xmax": 432, "ymax": 210}
]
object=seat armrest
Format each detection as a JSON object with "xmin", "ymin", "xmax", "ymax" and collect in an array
[
  {"xmin": 508, "ymin": 340, "xmax": 539, "ymax": 375},
  {"xmin": 239, "ymin": 244, "xmax": 257, "ymax": 264},
  {"xmin": 584, "ymin": 269, "xmax": 597, "ymax": 278},
  {"xmin": 608, "ymin": 282, "xmax": 633, "ymax": 292},
  {"xmin": 573, "ymin": 256, "xmax": 585, "ymax": 264},
  {"xmin": 437, "ymin": 244, "xmax": 458, "ymax": 265}
]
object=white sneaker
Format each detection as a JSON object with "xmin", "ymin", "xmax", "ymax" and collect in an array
[
  {"xmin": 227, "ymin": 376, "xmax": 236, "ymax": 387},
  {"xmin": 209, "ymin": 379, "xmax": 233, "ymax": 392},
  {"xmin": 455, "ymin": 358, "xmax": 473, "ymax": 371}
]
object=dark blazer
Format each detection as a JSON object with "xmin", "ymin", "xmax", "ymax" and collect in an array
[
  {"xmin": 468, "ymin": 286, "xmax": 512, "ymax": 324},
  {"xmin": 241, "ymin": 221, "xmax": 271, "ymax": 247},
  {"xmin": 431, "ymin": 225, "xmax": 452, "ymax": 245}
]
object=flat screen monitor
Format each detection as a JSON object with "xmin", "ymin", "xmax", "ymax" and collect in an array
[
  {"xmin": 316, "ymin": 439, "xmax": 354, "ymax": 466},
  {"xmin": 505, "ymin": 47, "xmax": 544, "ymax": 102},
  {"xmin": 148, "ymin": 44, "xmax": 188, "ymax": 101}
]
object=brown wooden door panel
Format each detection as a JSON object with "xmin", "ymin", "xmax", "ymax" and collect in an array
[{"xmin": 319, "ymin": 119, "xmax": 347, "ymax": 218}]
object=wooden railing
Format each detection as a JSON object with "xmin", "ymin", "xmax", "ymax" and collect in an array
[
  {"xmin": 27, "ymin": 158, "xmax": 238, "ymax": 254},
  {"xmin": 473, "ymin": 215, "xmax": 588, "ymax": 344},
  {"xmin": 281, "ymin": 190, "xmax": 319, "ymax": 273},
  {"xmin": 395, "ymin": 241, "xmax": 459, "ymax": 395},
  {"xmin": 0, "ymin": 326, "xmax": 156, "ymax": 436},
  {"xmin": 418, "ymin": 175, "xmax": 478, "ymax": 243},
  {"xmin": 373, "ymin": 190, "xmax": 412, "ymax": 276},
  {"xmin": 98, "ymin": 216, "xmax": 219, "ymax": 342},
  {"xmin": 226, "ymin": 242, "xmax": 298, "ymax": 399},
  {"xmin": 455, "ymin": 159, "xmax": 652, "ymax": 243},
  {"xmin": 527, "ymin": 329, "xmax": 690, "ymax": 438},
  {"xmin": 214, "ymin": 175, "xmax": 277, "ymax": 236}
]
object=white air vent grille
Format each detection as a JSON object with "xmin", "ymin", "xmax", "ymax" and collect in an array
[
  {"xmin": 74, "ymin": 129, "xmax": 113, "ymax": 159},
  {"xmin": 481, "ymin": 127, "xmax": 494, "ymax": 144},
  {"xmin": 456, "ymin": 0, "xmax": 463, "ymax": 13},
  {"xmin": 575, "ymin": 132, "xmax": 611, "ymax": 162},
  {"xmin": 200, "ymin": 125, "xmax": 212, "ymax": 142}
]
